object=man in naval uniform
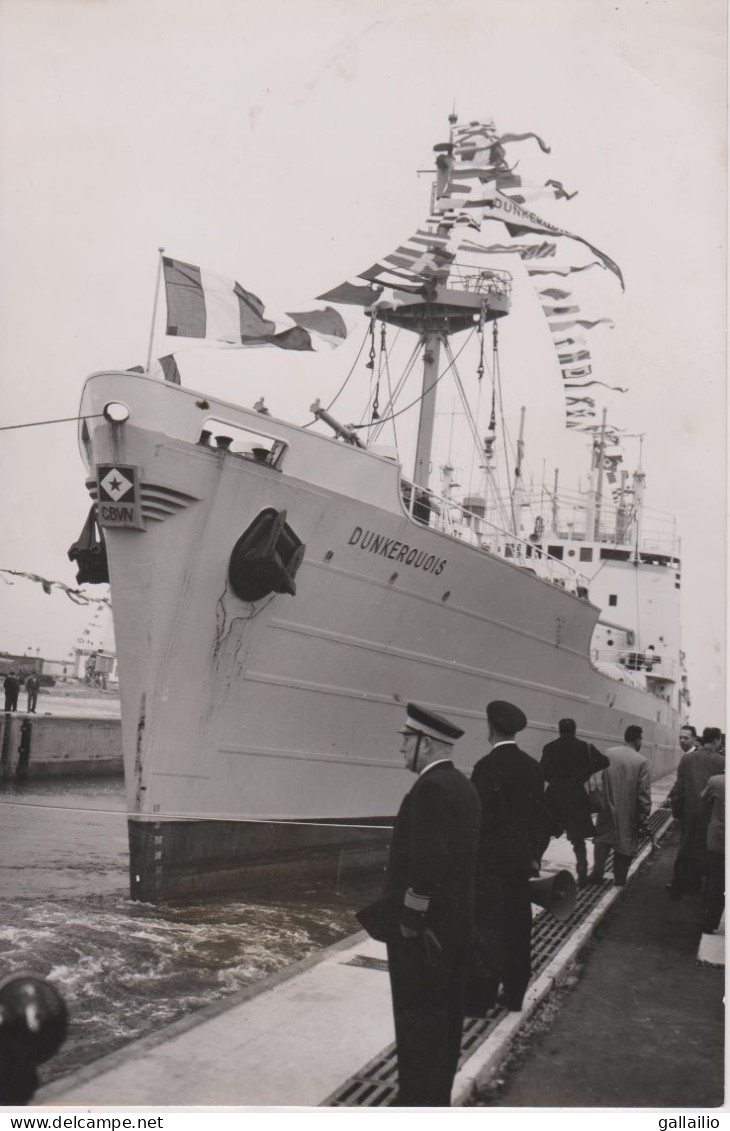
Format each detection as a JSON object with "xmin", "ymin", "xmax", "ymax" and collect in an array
[
  {"xmin": 381, "ymin": 703, "xmax": 481, "ymax": 1107},
  {"xmin": 468, "ymin": 700, "xmax": 548, "ymax": 1014}
]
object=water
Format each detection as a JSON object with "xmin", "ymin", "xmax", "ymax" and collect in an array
[{"xmin": 0, "ymin": 778, "xmax": 377, "ymax": 1085}]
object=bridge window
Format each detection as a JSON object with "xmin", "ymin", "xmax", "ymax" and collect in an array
[
  {"xmin": 579, "ymin": 547, "xmax": 593, "ymax": 562},
  {"xmin": 608, "ymin": 594, "xmax": 617, "ymax": 607}
]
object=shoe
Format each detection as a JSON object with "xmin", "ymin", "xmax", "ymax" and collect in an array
[
  {"xmin": 496, "ymin": 991, "xmax": 523, "ymax": 1012},
  {"xmin": 665, "ymin": 884, "xmax": 681, "ymax": 901},
  {"xmin": 585, "ymin": 873, "xmax": 604, "ymax": 884}
]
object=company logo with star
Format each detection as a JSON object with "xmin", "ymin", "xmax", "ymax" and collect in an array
[{"xmin": 99, "ymin": 467, "xmax": 135, "ymax": 502}]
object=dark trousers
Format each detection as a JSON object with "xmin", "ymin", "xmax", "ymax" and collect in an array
[
  {"xmin": 569, "ymin": 837, "xmax": 588, "ymax": 881},
  {"xmin": 669, "ymin": 843, "xmax": 706, "ymax": 896},
  {"xmin": 467, "ymin": 876, "xmax": 532, "ymax": 1013},
  {"xmin": 386, "ymin": 936, "xmax": 467, "ymax": 1106},
  {"xmin": 592, "ymin": 842, "xmax": 631, "ymax": 885},
  {"xmin": 27, "ymin": 691, "xmax": 38, "ymax": 713},
  {"xmin": 703, "ymin": 852, "xmax": 725, "ymax": 932},
  {"xmin": 4, "ymin": 691, "xmax": 17, "ymax": 712}
]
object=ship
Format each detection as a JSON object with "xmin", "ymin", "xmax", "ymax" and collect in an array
[{"xmin": 69, "ymin": 114, "xmax": 687, "ymax": 900}]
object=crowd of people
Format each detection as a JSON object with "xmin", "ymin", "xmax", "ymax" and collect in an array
[{"xmin": 358, "ymin": 701, "xmax": 725, "ymax": 1107}]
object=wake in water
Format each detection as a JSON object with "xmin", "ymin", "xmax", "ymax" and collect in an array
[{"xmin": 0, "ymin": 779, "xmax": 377, "ymax": 1085}]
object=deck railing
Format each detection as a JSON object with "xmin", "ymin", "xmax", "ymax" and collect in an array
[{"xmin": 400, "ymin": 479, "xmax": 588, "ymax": 595}]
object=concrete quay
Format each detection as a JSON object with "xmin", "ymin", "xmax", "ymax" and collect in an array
[
  {"xmin": 37, "ymin": 772, "xmax": 721, "ymax": 1110},
  {"xmin": 0, "ymin": 707, "xmax": 122, "ymax": 779}
]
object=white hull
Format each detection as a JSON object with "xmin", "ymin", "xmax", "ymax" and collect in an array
[{"xmin": 79, "ymin": 372, "xmax": 680, "ymax": 898}]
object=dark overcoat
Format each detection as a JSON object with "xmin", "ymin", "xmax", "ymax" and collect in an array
[
  {"xmin": 467, "ymin": 743, "xmax": 548, "ymax": 1011},
  {"xmin": 471, "ymin": 742, "xmax": 547, "ymax": 881},
  {"xmin": 540, "ymin": 735, "xmax": 610, "ymax": 840},
  {"xmin": 377, "ymin": 760, "xmax": 481, "ymax": 1106},
  {"xmin": 382, "ymin": 760, "xmax": 482, "ymax": 945}
]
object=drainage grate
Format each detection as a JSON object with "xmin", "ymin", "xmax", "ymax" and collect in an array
[
  {"xmin": 343, "ymin": 955, "xmax": 390, "ymax": 973},
  {"xmin": 325, "ymin": 811, "xmax": 671, "ymax": 1106}
]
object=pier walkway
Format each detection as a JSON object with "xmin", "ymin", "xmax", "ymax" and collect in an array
[{"xmin": 38, "ymin": 773, "xmax": 724, "ymax": 1109}]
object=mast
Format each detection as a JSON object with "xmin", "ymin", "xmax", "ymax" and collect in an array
[
  {"xmin": 411, "ymin": 112, "xmax": 454, "ymax": 490},
  {"xmin": 593, "ymin": 407, "xmax": 608, "ymax": 541},
  {"xmin": 632, "ymin": 435, "xmax": 646, "ymax": 559},
  {"xmin": 362, "ymin": 113, "xmax": 511, "ymax": 505},
  {"xmin": 552, "ymin": 468, "xmax": 560, "ymax": 535},
  {"xmin": 413, "ymin": 334, "xmax": 442, "ymax": 488},
  {"xmin": 510, "ymin": 406, "xmax": 526, "ymax": 536}
]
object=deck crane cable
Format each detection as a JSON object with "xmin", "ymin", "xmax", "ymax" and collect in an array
[
  {"xmin": 368, "ymin": 336, "xmax": 421, "ymax": 445},
  {"xmin": 380, "ymin": 320, "xmax": 400, "ymax": 450},
  {"xmin": 445, "ymin": 340, "xmax": 512, "ymax": 532},
  {"xmin": 465, "ymin": 312, "xmax": 486, "ymax": 501},
  {"xmin": 364, "ymin": 310, "xmax": 379, "ymax": 436},
  {"xmin": 350, "ymin": 328, "xmax": 476, "ymax": 431},
  {"xmin": 301, "ymin": 322, "xmax": 371, "ymax": 426}
]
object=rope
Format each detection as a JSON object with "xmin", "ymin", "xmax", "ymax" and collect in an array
[
  {"xmin": 0, "ymin": 797, "xmax": 394, "ymax": 830},
  {"xmin": 0, "ymin": 413, "xmax": 104, "ymax": 432}
]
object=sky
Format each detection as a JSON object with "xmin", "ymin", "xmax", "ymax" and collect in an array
[{"xmin": 0, "ymin": 0, "xmax": 725, "ymax": 728}]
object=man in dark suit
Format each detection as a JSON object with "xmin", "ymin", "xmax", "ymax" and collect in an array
[
  {"xmin": 468, "ymin": 700, "xmax": 548, "ymax": 1014},
  {"xmin": 377, "ymin": 703, "xmax": 481, "ymax": 1107},
  {"xmin": 541, "ymin": 718, "xmax": 609, "ymax": 886}
]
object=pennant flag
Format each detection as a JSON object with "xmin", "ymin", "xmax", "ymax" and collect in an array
[
  {"xmin": 526, "ymin": 262, "xmax": 605, "ymax": 277},
  {"xmin": 562, "ymin": 380, "xmax": 629, "ymax": 392},
  {"xmin": 498, "ymin": 130, "xmax": 551, "ymax": 154},
  {"xmin": 545, "ymin": 178, "xmax": 578, "ymax": 201},
  {"xmin": 549, "ymin": 316, "xmax": 615, "ymax": 332},
  {"xmin": 162, "ymin": 257, "xmax": 346, "ymax": 351},
  {"xmin": 542, "ymin": 303, "xmax": 580, "ymax": 317},
  {"xmin": 558, "ymin": 349, "xmax": 591, "ymax": 365},
  {"xmin": 461, "ymin": 239, "xmax": 556, "ymax": 259},
  {"xmin": 539, "ymin": 287, "xmax": 571, "ymax": 301},
  {"xmin": 477, "ymin": 191, "xmax": 624, "ymax": 288},
  {"xmin": 159, "ymin": 354, "xmax": 181, "ymax": 384},
  {"xmin": 0, "ymin": 569, "xmax": 110, "ymax": 606},
  {"xmin": 316, "ymin": 281, "xmax": 384, "ymax": 307},
  {"xmin": 562, "ymin": 366, "xmax": 593, "ymax": 379}
]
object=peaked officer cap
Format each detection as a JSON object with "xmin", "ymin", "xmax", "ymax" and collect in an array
[
  {"xmin": 401, "ymin": 703, "xmax": 464, "ymax": 743},
  {"xmin": 486, "ymin": 700, "xmax": 527, "ymax": 734}
]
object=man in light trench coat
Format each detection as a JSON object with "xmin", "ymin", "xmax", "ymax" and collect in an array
[{"xmin": 588, "ymin": 724, "xmax": 651, "ymax": 887}]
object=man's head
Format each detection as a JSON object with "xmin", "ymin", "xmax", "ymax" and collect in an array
[
  {"xmin": 486, "ymin": 700, "xmax": 527, "ymax": 745},
  {"xmin": 624, "ymin": 724, "xmax": 643, "ymax": 751},
  {"xmin": 679, "ymin": 724, "xmax": 697, "ymax": 752},
  {"xmin": 558, "ymin": 718, "xmax": 577, "ymax": 738},
  {"xmin": 399, "ymin": 703, "xmax": 464, "ymax": 775},
  {"xmin": 701, "ymin": 727, "xmax": 723, "ymax": 751}
]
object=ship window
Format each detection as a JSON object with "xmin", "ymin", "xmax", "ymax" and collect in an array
[
  {"xmin": 608, "ymin": 594, "xmax": 618, "ymax": 606},
  {"xmin": 547, "ymin": 545, "xmax": 563, "ymax": 560},
  {"xmin": 200, "ymin": 419, "xmax": 287, "ymax": 468},
  {"xmin": 580, "ymin": 547, "xmax": 594, "ymax": 562}
]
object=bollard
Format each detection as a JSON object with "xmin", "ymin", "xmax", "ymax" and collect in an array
[
  {"xmin": 0, "ymin": 714, "xmax": 11, "ymax": 778},
  {"xmin": 17, "ymin": 718, "xmax": 32, "ymax": 780},
  {"xmin": 0, "ymin": 975, "xmax": 68, "ymax": 1104}
]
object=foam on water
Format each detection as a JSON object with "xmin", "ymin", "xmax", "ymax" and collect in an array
[{"xmin": 0, "ymin": 778, "xmax": 378, "ymax": 1087}]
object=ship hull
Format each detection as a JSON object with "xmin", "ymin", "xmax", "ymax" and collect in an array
[{"xmin": 80, "ymin": 373, "xmax": 681, "ymax": 900}]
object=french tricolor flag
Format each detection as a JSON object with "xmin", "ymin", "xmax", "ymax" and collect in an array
[{"xmin": 162, "ymin": 257, "xmax": 347, "ymax": 351}]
